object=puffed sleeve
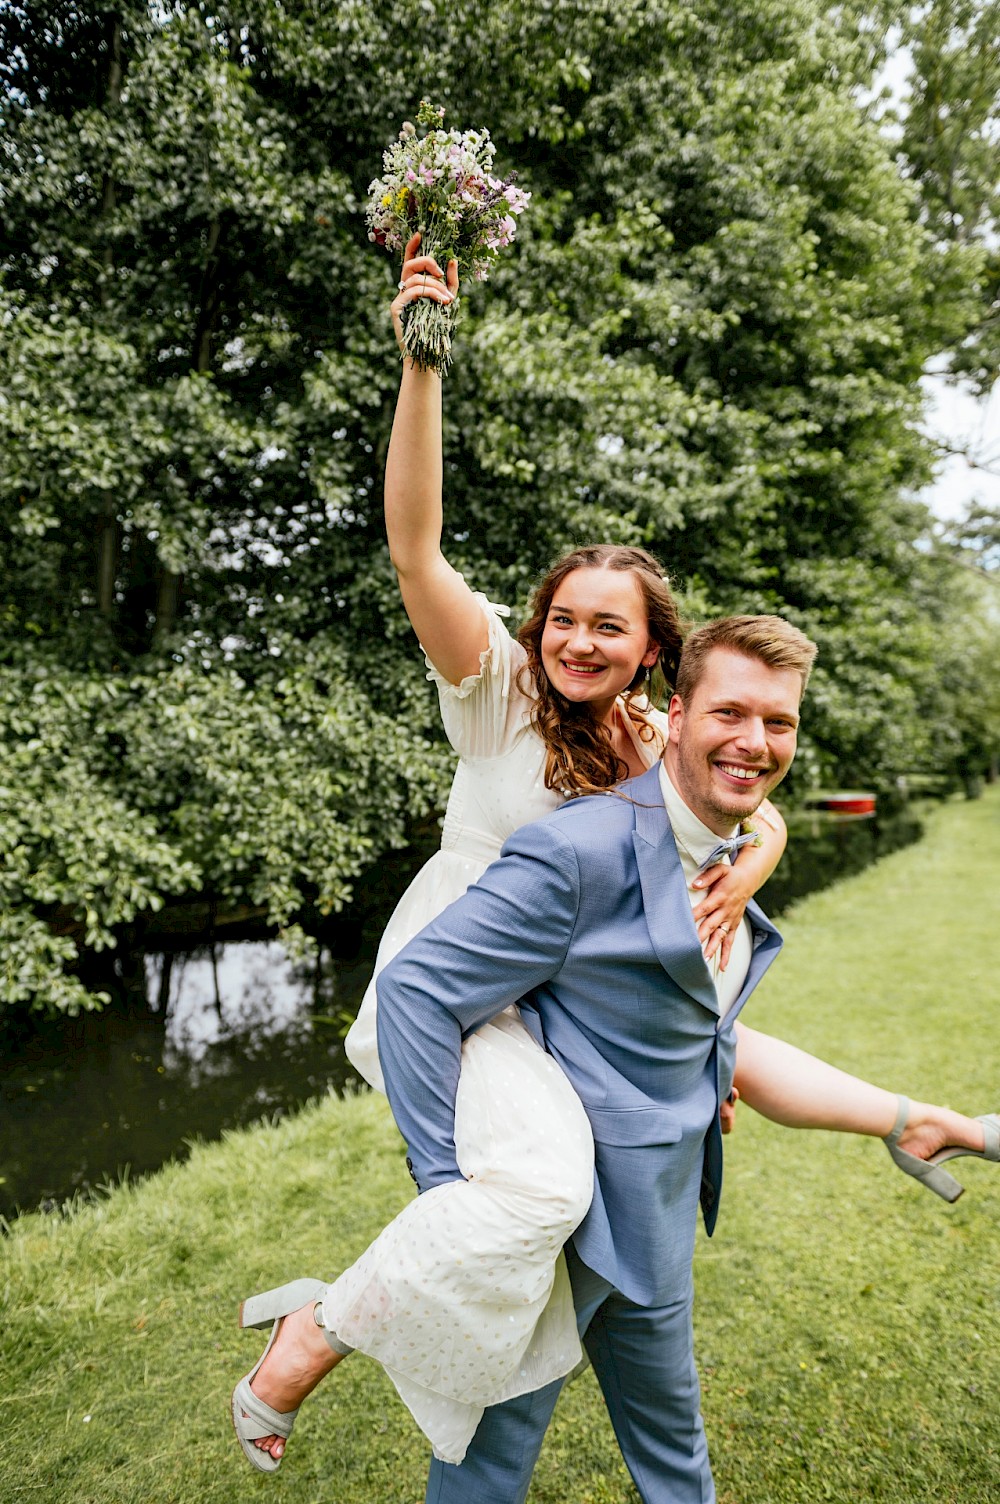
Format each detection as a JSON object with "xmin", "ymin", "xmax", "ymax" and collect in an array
[{"xmin": 423, "ymin": 590, "xmax": 532, "ymax": 760}]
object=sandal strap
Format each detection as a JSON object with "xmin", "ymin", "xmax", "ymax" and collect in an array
[
  {"xmin": 232, "ymin": 1377, "xmax": 298, "ymax": 1441},
  {"xmin": 883, "ymin": 1094, "xmax": 910, "ymax": 1148},
  {"xmin": 978, "ymin": 1114, "xmax": 1000, "ymax": 1162}
]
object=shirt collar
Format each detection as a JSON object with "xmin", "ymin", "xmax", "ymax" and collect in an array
[{"xmin": 658, "ymin": 760, "xmax": 738, "ymax": 873}]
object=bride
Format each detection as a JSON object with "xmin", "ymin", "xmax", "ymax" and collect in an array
[{"xmin": 231, "ymin": 236, "xmax": 999, "ymax": 1473}]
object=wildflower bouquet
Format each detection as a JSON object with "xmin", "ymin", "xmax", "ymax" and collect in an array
[{"xmin": 367, "ymin": 100, "xmax": 530, "ymax": 376}]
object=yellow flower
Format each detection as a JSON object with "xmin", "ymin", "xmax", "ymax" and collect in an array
[{"xmin": 382, "ymin": 194, "xmax": 392, "ymax": 206}]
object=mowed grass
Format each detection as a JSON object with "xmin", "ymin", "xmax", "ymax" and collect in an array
[{"xmin": 2, "ymin": 789, "xmax": 998, "ymax": 1504}]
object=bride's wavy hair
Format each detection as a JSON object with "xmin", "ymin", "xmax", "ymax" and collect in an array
[{"xmin": 516, "ymin": 545, "xmax": 684, "ymax": 798}]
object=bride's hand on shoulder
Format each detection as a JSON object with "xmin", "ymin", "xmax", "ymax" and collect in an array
[
  {"xmin": 391, "ymin": 232, "xmax": 459, "ymax": 355},
  {"xmin": 693, "ymin": 800, "xmax": 786, "ymax": 971},
  {"xmin": 692, "ymin": 865, "xmax": 754, "ymax": 972}
]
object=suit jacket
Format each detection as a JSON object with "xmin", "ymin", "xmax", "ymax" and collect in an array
[{"xmin": 376, "ymin": 762, "xmax": 783, "ymax": 1308}]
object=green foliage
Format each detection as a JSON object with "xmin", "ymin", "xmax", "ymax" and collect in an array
[
  {"xmin": 0, "ymin": 645, "xmax": 450, "ymax": 1014},
  {"xmin": 0, "ymin": 667, "xmax": 196, "ymax": 1014},
  {"xmin": 948, "ymin": 498, "xmax": 1000, "ymax": 573},
  {"xmin": 108, "ymin": 638, "xmax": 452, "ymax": 926},
  {"xmin": 896, "ymin": 0, "xmax": 1000, "ymax": 396},
  {"xmin": 0, "ymin": 0, "xmax": 996, "ymax": 1014}
]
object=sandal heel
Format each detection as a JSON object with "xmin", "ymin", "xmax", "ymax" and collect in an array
[
  {"xmin": 905, "ymin": 1159, "xmax": 965, "ymax": 1203},
  {"xmin": 239, "ymin": 1278, "xmax": 327, "ymax": 1331}
]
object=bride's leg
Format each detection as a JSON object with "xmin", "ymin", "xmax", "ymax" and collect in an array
[{"xmin": 733, "ymin": 1022, "xmax": 987, "ymax": 1157}]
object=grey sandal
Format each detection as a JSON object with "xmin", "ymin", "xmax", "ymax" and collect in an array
[
  {"xmin": 231, "ymin": 1278, "xmax": 327, "ymax": 1473},
  {"xmin": 883, "ymin": 1095, "xmax": 1000, "ymax": 1203}
]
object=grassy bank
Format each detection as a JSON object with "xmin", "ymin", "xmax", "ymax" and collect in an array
[{"xmin": 3, "ymin": 790, "xmax": 999, "ymax": 1503}]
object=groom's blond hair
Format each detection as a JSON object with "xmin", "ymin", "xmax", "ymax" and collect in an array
[{"xmin": 675, "ymin": 616, "xmax": 818, "ymax": 703}]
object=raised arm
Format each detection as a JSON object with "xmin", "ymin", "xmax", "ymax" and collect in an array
[
  {"xmin": 386, "ymin": 232, "xmax": 490, "ymax": 684},
  {"xmin": 692, "ymin": 797, "xmax": 787, "ymax": 969}
]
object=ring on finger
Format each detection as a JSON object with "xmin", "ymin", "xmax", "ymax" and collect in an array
[
  {"xmin": 397, "ymin": 278, "xmax": 405, "ymax": 290},
  {"xmin": 718, "ymin": 922, "xmax": 731, "ymax": 934}
]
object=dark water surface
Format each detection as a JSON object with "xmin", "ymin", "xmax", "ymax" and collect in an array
[{"xmin": 0, "ymin": 807, "xmax": 923, "ymax": 1222}]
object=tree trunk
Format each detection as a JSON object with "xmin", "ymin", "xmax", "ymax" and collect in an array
[
  {"xmin": 154, "ymin": 566, "xmax": 182, "ymax": 642},
  {"xmin": 97, "ymin": 494, "xmax": 119, "ymax": 616}
]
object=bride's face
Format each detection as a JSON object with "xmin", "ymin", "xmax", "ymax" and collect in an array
[{"xmin": 540, "ymin": 567, "xmax": 659, "ymax": 713}]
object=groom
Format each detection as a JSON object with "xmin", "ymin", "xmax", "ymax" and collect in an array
[{"xmin": 377, "ymin": 613, "xmax": 817, "ymax": 1504}]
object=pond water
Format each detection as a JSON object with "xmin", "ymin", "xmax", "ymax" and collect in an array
[
  {"xmin": 0, "ymin": 941, "xmax": 371, "ymax": 1223},
  {"xmin": 0, "ymin": 806, "xmax": 924, "ymax": 1223}
]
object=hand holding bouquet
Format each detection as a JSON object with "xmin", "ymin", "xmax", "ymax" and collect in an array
[{"xmin": 367, "ymin": 100, "xmax": 530, "ymax": 376}]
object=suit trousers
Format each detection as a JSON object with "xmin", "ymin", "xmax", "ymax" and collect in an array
[{"xmin": 424, "ymin": 1241, "xmax": 715, "ymax": 1504}]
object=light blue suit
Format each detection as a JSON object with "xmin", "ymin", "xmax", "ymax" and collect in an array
[{"xmin": 377, "ymin": 763, "xmax": 783, "ymax": 1503}]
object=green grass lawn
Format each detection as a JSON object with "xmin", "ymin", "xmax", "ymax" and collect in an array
[{"xmin": 3, "ymin": 789, "xmax": 999, "ymax": 1504}]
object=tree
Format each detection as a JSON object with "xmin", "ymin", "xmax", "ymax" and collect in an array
[{"xmin": 0, "ymin": 0, "xmax": 992, "ymax": 1013}]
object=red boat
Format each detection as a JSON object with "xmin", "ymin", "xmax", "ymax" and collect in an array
[{"xmin": 808, "ymin": 791, "xmax": 877, "ymax": 816}]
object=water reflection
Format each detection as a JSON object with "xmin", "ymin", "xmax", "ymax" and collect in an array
[
  {"xmin": 0, "ymin": 941, "xmax": 372, "ymax": 1222},
  {"xmin": 154, "ymin": 943, "xmax": 320, "ymax": 1070}
]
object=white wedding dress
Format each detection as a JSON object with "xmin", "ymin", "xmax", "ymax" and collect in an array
[{"xmin": 334, "ymin": 595, "xmax": 666, "ymax": 1463}]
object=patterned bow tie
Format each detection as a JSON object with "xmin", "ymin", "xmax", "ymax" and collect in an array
[{"xmin": 698, "ymin": 831, "xmax": 760, "ymax": 874}]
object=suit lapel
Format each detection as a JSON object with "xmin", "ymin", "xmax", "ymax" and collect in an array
[{"xmin": 628, "ymin": 765, "xmax": 721, "ymax": 1016}]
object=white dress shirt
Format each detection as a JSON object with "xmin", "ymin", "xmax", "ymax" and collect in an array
[{"xmin": 658, "ymin": 761, "xmax": 752, "ymax": 1016}]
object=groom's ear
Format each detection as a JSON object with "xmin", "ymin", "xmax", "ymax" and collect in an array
[{"xmin": 666, "ymin": 692, "xmax": 685, "ymax": 744}]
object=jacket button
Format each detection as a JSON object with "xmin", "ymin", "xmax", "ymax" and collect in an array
[{"xmin": 405, "ymin": 1156, "xmax": 418, "ymax": 1184}]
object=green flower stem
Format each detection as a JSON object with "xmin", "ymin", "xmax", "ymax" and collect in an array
[{"xmin": 400, "ymin": 225, "xmax": 460, "ymax": 377}]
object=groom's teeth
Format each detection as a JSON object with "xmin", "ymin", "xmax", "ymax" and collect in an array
[{"xmin": 718, "ymin": 764, "xmax": 759, "ymax": 780}]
